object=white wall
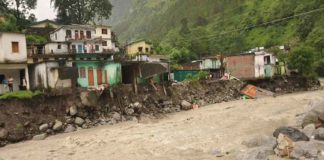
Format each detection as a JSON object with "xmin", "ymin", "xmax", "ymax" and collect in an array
[
  {"xmin": 254, "ymin": 54, "xmax": 265, "ymax": 78},
  {"xmin": 0, "ymin": 33, "xmax": 27, "ymax": 63},
  {"xmin": 45, "ymin": 43, "xmax": 69, "ymax": 54},
  {"xmin": 95, "ymin": 26, "xmax": 111, "ymax": 39},
  {"xmin": 50, "ymin": 26, "xmax": 96, "ymax": 42}
]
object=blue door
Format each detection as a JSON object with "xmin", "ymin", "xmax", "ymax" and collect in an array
[{"xmin": 78, "ymin": 45, "xmax": 83, "ymax": 53}]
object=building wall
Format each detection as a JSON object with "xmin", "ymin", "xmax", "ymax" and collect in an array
[
  {"xmin": 200, "ymin": 59, "xmax": 221, "ymax": 70},
  {"xmin": 0, "ymin": 64, "xmax": 29, "ymax": 93},
  {"xmin": 50, "ymin": 27, "xmax": 96, "ymax": 42},
  {"xmin": 0, "ymin": 33, "xmax": 27, "ymax": 63},
  {"xmin": 44, "ymin": 43, "xmax": 69, "ymax": 54},
  {"xmin": 77, "ymin": 62, "xmax": 121, "ymax": 87},
  {"xmin": 254, "ymin": 52, "xmax": 276, "ymax": 78},
  {"xmin": 95, "ymin": 26, "xmax": 111, "ymax": 39},
  {"xmin": 127, "ymin": 41, "xmax": 152, "ymax": 56},
  {"xmin": 226, "ymin": 54, "xmax": 255, "ymax": 79}
]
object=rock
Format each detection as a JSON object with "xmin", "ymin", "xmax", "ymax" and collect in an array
[
  {"xmin": 7, "ymin": 129, "xmax": 25, "ymax": 143},
  {"xmin": 0, "ymin": 128, "xmax": 9, "ymax": 140},
  {"xmin": 132, "ymin": 117, "xmax": 138, "ymax": 122},
  {"xmin": 46, "ymin": 129, "xmax": 53, "ymax": 134},
  {"xmin": 125, "ymin": 108, "xmax": 134, "ymax": 115},
  {"xmin": 23, "ymin": 121, "xmax": 31, "ymax": 127},
  {"xmin": 303, "ymin": 124, "xmax": 316, "ymax": 138},
  {"xmin": 112, "ymin": 112, "xmax": 121, "ymax": 121},
  {"xmin": 39, "ymin": 123, "xmax": 49, "ymax": 132},
  {"xmin": 197, "ymin": 100, "xmax": 207, "ymax": 106},
  {"xmin": 80, "ymin": 91, "xmax": 98, "ymax": 107},
  {"xmin": 108, "ymin": 118, "xmax": 117, "ymax": 125},
  {"xmin": 290, "ymin": 141, "xmax": 318, "ymax": 159},
  {"xmin": 302, "ymin": 101, "xmax": 324, "ymax": 127},
  {"xmin": 273, "ymin": 127, "xmax": 309, "ymax": 142},
  {"xmin": 133, "ymin": 102, "xmax": 140, "ymax": 107},
  {"xmin": 64, "ymin": 125, "xmax": 76, "ymax": 133},
  {"xmin": 74, "ymin": 117, "xmax": 85, "ymax": 126},
  {"xmin": 274, "ymin": 133, "xmax": 294, "ymax": 157},
  {"xmin": 65, "ymin": 117, "xmax": 74, "ymax": 124},
  {"xmin": 69, "ymin": 105, "xmax": 78, "ymax": 116},
  {"xmin": 238, "ymin": 146, "xmax": 275, "ymax": 160},
  {"xmin": 32, "ymin": 133, "xmax": 47, "ymax": 141},
  {"xmin": 82, "ymin": 124, "xmax": 89, "ymax": 129},
  {"xmin": 242, "ymin": 135, "xmax": 276, "ymax": 148},
  {"xmin": 315, "ymin": 128, "xmax": 324, "ymax": 141},
  {"xmin": 180, "ymin": 100, "xmax": 192, "ymax": 110},
  {"xmin": 52, "ymin": 120, "xmax": 63, "ymax": 131}
]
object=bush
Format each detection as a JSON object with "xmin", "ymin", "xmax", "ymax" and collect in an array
[
  {"xmin": 288, "ymin": 47, "xmax": 317, "ymax": 78},
  {"xmin": 0, "ymin": 91, "xmax": 42, "ymax": 100},
  {"xmin": 185, "ymin": 71, "xmax": 208, "ymax": 81}
]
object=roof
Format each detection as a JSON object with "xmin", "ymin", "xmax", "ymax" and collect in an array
[
  {"xmin": 95, "ymin": 24, "xmax": 112, "ymax": 28},
  {"xmin": 51, "ymin": 24, "xmax": 96, "ymax": 34},
  {"xmin": 30, "ymin": 19, "xmax": 58, "ymax": 27},
  {"xmin": 0, "ymin": 32, "xmax": 25, "ymax": 36},
  {"xmin": 202, "ymin": 55, "xmax": 221, "ymax": 60}
]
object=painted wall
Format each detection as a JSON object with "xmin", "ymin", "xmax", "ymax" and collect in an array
[
  {"xmin": 77, "ymin": 62, "xmax": 121, "ymax": 88},
  {"xmin": 95, "ymin": 26, "xmax": 112, "ymax": 39},
  {"xmin": 50, "ymin": 26, "xmax": 96, "ymax": 42},
  {"xmin": 254, "ymin": 52, "xmax": 276, "ymax": 78},
  {"xmin": 44, "ymin": 43, "xmax": 69, "ymax": 54},
  {"xmin": 127, "ymin": 41, "xmax": 152, "ymax": 56},
  {"xmin": 0, "ymin": 64, "xmax": 29, "ymax": 93},
  {"xmin": 0, "ymin": 32, "xmax": 27, "ymax": 63},
  {"xmin": 200, "ymin": 59, "xmax": 221, "ymax": 70}
]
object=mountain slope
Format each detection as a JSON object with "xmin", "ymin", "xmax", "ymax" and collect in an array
[{"xmin": 108, "ymin": 0, "xmax": 324, "ymax": 62}]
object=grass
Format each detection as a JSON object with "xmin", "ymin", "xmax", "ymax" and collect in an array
[{"xmin": 0, "ymin": 91, "xmax": 43, "ymax": 100}]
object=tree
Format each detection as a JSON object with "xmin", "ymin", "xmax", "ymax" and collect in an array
[
  {"xmin": 51, "ymin": 0, "xmax": 113, "ymax": 24},
  {"xmin": 288, "ymin": 47, "xmax": 317, "ymax": 78},
  {"xmin": 11, "ymin": 0, "xmax": 37, "ymax": 21}
]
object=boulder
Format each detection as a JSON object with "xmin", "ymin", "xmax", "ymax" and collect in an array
[
  {"xmin": 125, "ymin": 108, "xmax": 135, "ymax": 116},
  {"xmin": 274, "ymin": 133, "xmax": 294, "ymax": 157},
  {"xmin": 180, "ymin": 100, "xmax": 192, "ymax": 110},
  {"xmin": 112, "ymin": 112, "xmax": 121, "ymax": 121},
  {"xmin": 69, "ymin": 105, "xmax": 78, "ymax": 116},
  {"xmin": 302, "ymin": 101, "xmax": 324, "ymax": 127},
  {"xmin": 273, "ymin": 127, "xmax": 309, "ymax": 142},
  {"xmin": 32, "ymin": 133, "xmax": 47, "ymax": 141},
  {"xmin": 80, "ymin": 91, "xmax": 98, "ymax": 107},
  {"xmin": 7, "ymin": 129, "xmax": 25, "ymax": 143},
  {"xmin": 315, "ymin": 128, "xmax": 324, "ymax": 141},
  {"xmin": 302, "ymin": 124, "xmax": 316, "ymax": 138},
  {"xmin": 237, "ymin": 146, "xmax": 275, "ymax": 160},
  {"xmin": 74, "ymin": 117, "xmax": 85, "ymax": 126},
  {"xmin": 39, "ymin": 123, "xmax": 49, "ymax": 132},
  {"xmin": 52, "ymin": 120, "xmax": 63, "ymax": 131},
  {"xmin": 64, "ymin": 125, "xmax": 76, "ymax": 133},
  {"xmin": 0, "ymin": 128, "xmax": 9, "ymax": 140},
  {"xmin": 290, "ymin": 141, "xmax": 318, "ymax": 159}
]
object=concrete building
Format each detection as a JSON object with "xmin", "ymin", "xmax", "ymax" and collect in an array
[
  {"xmin": 0, "ymin": 32, "xmax": 30, "ymax": 94},
  {"xmin": 29, "ymin": 19, "xmax": 60, "ymax": 29},
  {"xmin": 126, "ymin": 40, "xmax": 152, "ymax": 57}
]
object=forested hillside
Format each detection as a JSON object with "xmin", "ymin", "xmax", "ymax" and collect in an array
[{"xmin": 109, "ymin": 0, "xmax": 324, "ymax": 63}]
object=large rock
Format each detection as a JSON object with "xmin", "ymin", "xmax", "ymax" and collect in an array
[
  {"xmin": 302, "ymin": 124, "xmax": 316, "ymax": 138},
  {"xmin": 32, "ymin": 133, "xmax": 47, "ymax": 141},
  {"xmin": 274, "ymin": 133, "xmax": 294, "ymax": 157},
  {"xmin": 80, "ymin": 91, "xmax": 98, "ymax": 107},
  {"xmin": 64, "ymin": 125, "xmax": 76, "ymax": 133},
  {"xmin": 74, "ymin": 117, "xmax": 85, "ymax": 126},
  {"xmin": 69, "ymin": 105, "xmax": 78, "ymax": 116},
  {"xmin": 315, "ymin": 128, "xmax": 324, "ymax": 141},
  {"xmin": 237, "ymin": 146, "xmax": 275, "ymax": 160},
  {"xmin": 180, "ymin": 100, "xmax": 192, "ymax": 110},
  {"xmin": 112, "ymin": 112, "xmax": 121, "ymax": 121},
  {"xmin": 0, "ymin": 128, "xmax": 9, "ymax": 140},
  {"xmin": 125, "ymin": 108, "xmax": 134, "ymax": 116},
  {"xmin": 52, "ymin": 120, "xmax": 63, "ymax": 131},
  {"xmin": 273, "ymin": 127, "xmax": 309, "ymax": 142},
  {"xmin": 302, "ymin": 101, "xmax": 324, "ymax": 127},
  {"xmin": 39, "ymin": 123, "xmax": 49, "ymax": 132},
  {"xmin": 290, "ymin": 141, "xmax": 318, "ymax": 159}
]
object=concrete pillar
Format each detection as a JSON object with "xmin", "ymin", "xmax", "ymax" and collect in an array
[{"xmin": 25, "ymin": 66, "xmax": 30, "ymax": 90}]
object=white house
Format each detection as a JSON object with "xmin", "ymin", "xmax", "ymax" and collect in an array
[
  {"xmin": 254, "ymin": 51, "xmax": 276, "ymax": 78},
  {"xmin": 0, "ymin": 32, "xmax": 30, "ymax": 94}
]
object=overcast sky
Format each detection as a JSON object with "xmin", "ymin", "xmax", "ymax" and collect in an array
[{"xmin": 31, "ymin": 0, "xmax": 56, "ymax": 21}]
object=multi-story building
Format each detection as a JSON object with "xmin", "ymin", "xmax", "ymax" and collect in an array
[{"xmin": 0, "ymin": 32, "xmax": 30, "ymax": 93}]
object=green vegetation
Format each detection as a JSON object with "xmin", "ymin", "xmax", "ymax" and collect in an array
[
  {"xmin": 185, "ymin": 71, "xmax": 208, "ymax": 81},
  {"xmin": 0, "ymin": 91, "xmax": 42, "ymax": 100},
  {"xmin": 288, "ymin": 47, "xmax": 317, "ymax": 78},
  {"xmin": 111, "ymin": 0, "xmax": 324, "ymax": 64},
  {"xmin": 26, "ymin": 35, "xmax": 48, "ymax": 44}
]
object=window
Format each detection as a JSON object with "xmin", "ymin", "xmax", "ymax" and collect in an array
[
  {"xmin": 264, "ymin": 56, "xmax": 271, "ymax": 64},
  {"xmin": 80, "ymin": 31, "xmax": 85, "ymax": 39},
  {"xmin": 95, "ymin": 45, "xmax": 99, "ymax": 51},
  {"xmin": 11, "ymin": 42, "xmax": 19, "ymax": 53},
  {"xmin": 79, "ymin": 67, "xmax": 86, "ymax": 78},
  {"xmin": 71, "ymin": 45, "xmax": 76, "ymax": 53},
  {"xmin": 145, "ymin": 48, "xmax": 149, "ymax": 53},
  {"xmin": 55, "ymin": 33, "xmax": 57, "ymax": 40},
  {"xmin": 102, "ymin": 29, "xmax": 107, "ymax": 35},
  {"xmin": 86, "ymin": 31, "xmax": 91, "ymax": 39},
  {"xmin": 75, "ymin": 30, "xmax": 79, "ymax": 39},
  {"xmin": 102, "ymin": 41, "xmax": 107, "ymax": 46},
  {"xmin": 138, "ymin": 47, "xmax": 143, "ymax": 52},
  {"xmin": 66, "ymin": 30, "xmax": 72, "ymax": 38},
  {"xmin": 57, "ymin": 44, "xmax": 61, "ymax": 49}
]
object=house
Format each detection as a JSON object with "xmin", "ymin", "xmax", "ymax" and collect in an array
[
  {"xmin": 0, "ymin": 32, "xmax": 30, "ymax": 94},
  {"xmin": 225, "ymin": 51, "xmax": 277, "ymax": 80},
  {"xmin": 126, "ymin": 40, "xmax": 152, "ymax": 58},
  {"xmin": 199, "ymin": 55, "xmax": 224, "ymax": 78},
  {"xmin": 28, "ymin": 24, "xmax": 122, "ymax": 89},
  {"xmin": 29, "ymin": 19, "xmax": 60, "ymax": 29}
]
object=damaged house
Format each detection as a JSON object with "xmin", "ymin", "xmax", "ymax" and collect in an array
[
  {"xmin": 225, "ymin": 51, "xmax": 277, "ymax": 80},
  {"xmin": 0, "ymin": 32, "xmax": 30, "ymax": 94},
  {"xmin": 28, "ymin": 24, "xmax": 121, "ymax": 89}
]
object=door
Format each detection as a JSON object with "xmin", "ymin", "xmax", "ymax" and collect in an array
[
  {"xmin": 97, "ymin": 68, "xmax": 102, "ymax": 85},
  {"xmin": 88, "ymin": 67, "xmax": 94, "ymax": 86},
  {"xmin": 78, "ymin": 45, "xmax": 83, "ymax": 53}
]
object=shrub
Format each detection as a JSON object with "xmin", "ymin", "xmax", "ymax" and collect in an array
[{"xmin": 0, "ymin": 91, "xmax": 42, "ymax": 100}]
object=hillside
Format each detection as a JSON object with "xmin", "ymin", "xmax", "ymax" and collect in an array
[{"xmin": 108, "ymin": 0, "xmax": 324, "ymax": 63}]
